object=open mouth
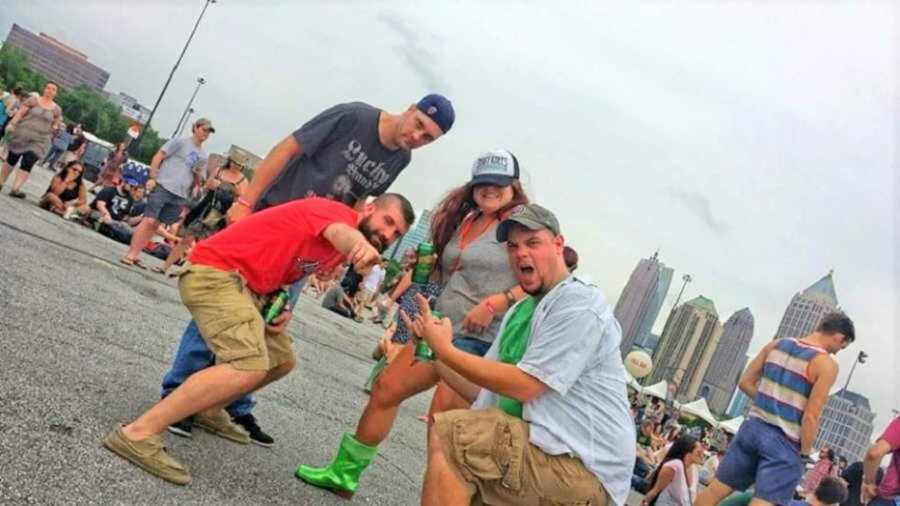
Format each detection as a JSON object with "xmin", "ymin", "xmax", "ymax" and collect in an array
[{"xmin": 518, "ymin": 265, "xmax": 535, "ymax": 276}]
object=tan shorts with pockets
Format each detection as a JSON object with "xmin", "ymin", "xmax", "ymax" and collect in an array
[
  {"xmin": 433, "ymin": 408, "xmax": 609, "ymax": 506},
  {"xmin": 178, "ymin": 263, "xmax": 294, "ymax": 371}
]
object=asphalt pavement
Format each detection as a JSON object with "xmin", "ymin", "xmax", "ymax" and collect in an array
[{"xmin": 0, "ymin": 166, "xmax": 431, "ymax": 504}]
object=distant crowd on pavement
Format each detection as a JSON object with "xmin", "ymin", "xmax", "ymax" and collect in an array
[{"xmin": 3, "ymin": 78, "xmax": 897, "ymax": 506}]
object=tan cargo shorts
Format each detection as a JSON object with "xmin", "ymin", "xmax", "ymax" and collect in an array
[
  {"xmin": 178, "ymin": 263, "xmax": 294, "ymax": 371},
  {"xmin": 432, "ymin": 408, "xmax": 609, "ymax": 506}
]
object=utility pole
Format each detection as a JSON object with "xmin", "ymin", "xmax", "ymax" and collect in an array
[
  {"xmin": 173, "ymin": 77, "xmax": 206, "ymax": 138},
  {"xmin": 130, "ymin": 0, "xmax": 216, "ymax": 156},
  {"xmin": 840, "ymin": 350, "xmax": 868, "ymax": 393}
]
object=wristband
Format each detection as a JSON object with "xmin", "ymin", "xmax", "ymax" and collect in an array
[
  {"xmin": 484, "ymin": 300, "xmax": 496, "ymax": 314},
  {"xmin": 504, "ymin": 290, "xmax": 516, "ymax": 306},
  {"xmin": 236, "ymin": 197, "xmax": 254, "ymax": 209}
]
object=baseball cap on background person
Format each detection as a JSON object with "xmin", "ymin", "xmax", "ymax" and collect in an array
[
  {"xmin": 470, "ymin": 149, "xmax": 520, "ymax": 187},
  {"xmin": 193, "ymin": 117, "xmax": 215, "ymax": 133},
  {"xmin": 496, "ymin": 203, "xmax": 560, "ymax": 242},
  {"xmin": 416, "ymin": 93, "xmax": 455, "ymax": 133}
]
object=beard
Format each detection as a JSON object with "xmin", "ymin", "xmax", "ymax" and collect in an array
[{"xmin": 358, "ymin": 216, "xmax": 387, "ymax": 252}]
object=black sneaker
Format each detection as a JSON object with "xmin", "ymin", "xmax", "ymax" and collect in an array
[
  {"xmin": 232, "ymin": 414, "xmax": 274, "ymax": 447},
  {"xmin": 167, "ymin": 417, "xmax": 194, "ymax": 438}
]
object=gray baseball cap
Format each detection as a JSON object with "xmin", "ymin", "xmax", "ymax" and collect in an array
[{"xmin": 496, "ymin": 203, "xmax": 561, "ymax": 242}]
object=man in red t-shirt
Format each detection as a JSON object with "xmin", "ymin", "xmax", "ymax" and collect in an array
[
  {"xmin": 102, "ymin": 194, "xmax": 414, "ymax": 485},
  {"xmin": 864, "ymin": 415, "xmax": 900, "ymax": 505}
]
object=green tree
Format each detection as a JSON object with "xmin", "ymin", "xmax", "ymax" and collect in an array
[{"xmin": 0, "ymin": 45, "xmax": 163, "ymax": 163}]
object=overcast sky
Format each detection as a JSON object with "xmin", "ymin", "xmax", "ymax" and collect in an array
[{"xmin": 3, "ymin": 1, "xmax": 897, "ymax": 435}]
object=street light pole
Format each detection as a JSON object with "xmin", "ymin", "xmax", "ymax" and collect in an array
[
  {"xmin": 672, "ymin": 274, "xmax": 693, "ymax": 309},
  {"xmin": 173, "ymin": 77, "xmax": 206, "ymax": 138},
  {"xmin": 177, "ymin": 108, "xmax": 195, "ymax": 137},
  {"xmin": 840, "ymin": 350, "xmax": 867, "ymax": 393},
  {"xmin": 129, "ymin": 0, "xmax": 216, "ymax": 156}
]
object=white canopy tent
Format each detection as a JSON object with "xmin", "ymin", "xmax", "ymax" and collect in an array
[
  {"xmin": 678, "ymin": 398, "xmax": 719, "ymax": 427},
  {"xmin": 624, "ymin": 372, "xmax": 643, "ymax": 392},
  {"xmin": 718, "ymin": 416, "xmax": 745, "ymax": 435},
  {"xmin": 641, "ymin": 380, "xmax": 668, "ymax": 400}
]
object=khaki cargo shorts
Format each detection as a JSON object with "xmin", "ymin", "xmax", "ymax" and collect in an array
[
  {"xmin": 178, "ymin": 263, "xmax": 294, "ymax": 371},
  {"xmin": 432, "ymin": 408, "xmax": 609, "ymax": 506}
]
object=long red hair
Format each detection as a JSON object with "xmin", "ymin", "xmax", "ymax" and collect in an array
[{"xmin": 429, "ymin": 180, "xmax": 529, "ymax": 270}]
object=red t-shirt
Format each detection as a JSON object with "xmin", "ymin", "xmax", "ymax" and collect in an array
[
  {"xmin": 189, "ymin": 198, "xmax": 357, "ymax": 294},
  {"xmin": 879, "ymin": 416, "xmax": 900, "ymax": 497}
]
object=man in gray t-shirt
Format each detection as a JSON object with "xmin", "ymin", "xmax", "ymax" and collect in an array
[
  {"xmin": 120, "ymin": 117, "xmax": 213, "ymax": 267},
  {"xmin": 229, "ymin": 94, "xmax": 455, "ymax": 219},
  {"xmin": 158, "ymin": 95, "xmax": 455, "ymax": 445}
]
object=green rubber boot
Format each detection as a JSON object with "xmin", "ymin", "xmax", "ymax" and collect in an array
[
  {"xmin": 363, "ymin": 356, "xmax": 388, "ymax": 393},
  {"xmin": 295, "ymin": 432, "xmax": 378, "ymax": 498}
]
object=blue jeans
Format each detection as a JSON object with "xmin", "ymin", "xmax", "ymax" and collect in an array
[{"xmin": 160, "ymin": 279, "xmax": 306, "ymax": 419}]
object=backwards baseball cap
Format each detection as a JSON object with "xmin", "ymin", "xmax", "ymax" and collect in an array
[
  {"xmin": 122, "ymin": 175, "xmax": 142, "ymax": 186},
  {"xmin": 471, "ymin": 149, "xmax": 520, "ymax": 187},
  {"xmin": 496, "ymin": 203, "xmax": 561, "ymax": 242},
  {"xmin": 416, "ymin": 93, "xmax": 455, "ymax": 133},
  {"xmin": 193, "ymin": 117, "xmax": 215, "ymax": 133}
]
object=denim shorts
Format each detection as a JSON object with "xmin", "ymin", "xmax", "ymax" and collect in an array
[
  {"xmin": 144, "ymin": 184, "xmax": 188, "ymax": 225},
  {"xmin": 452, "ymin": 336, "xmax": 492, "ymax": 357},
  {"xmin": 716, "ymin": 416, "xmax": 803, "ymax": 505}
]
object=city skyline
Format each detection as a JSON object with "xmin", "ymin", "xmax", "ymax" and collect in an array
[{"xmin": 2, "ymin": 3, "xmax": 894, "ymax": 433}]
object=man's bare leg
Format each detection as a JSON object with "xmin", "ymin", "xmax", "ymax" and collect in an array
[
  {"xmin": 421, "ymin": 424, "xmax": 473, "ymax": 506},
  {"xmin": 123, "ymin": 217, "xmax": 159, "ymax": 261},
  {"xmin": 122, "ymin": 363, "xmax": 265, "ymax": 440},
  {"xmin": 9, "ymin": 169, "xmax": 30, "ymax": 192},
  {"xmin": 199, "ymin": 359, "xmax": 295, "ymax": 417}
]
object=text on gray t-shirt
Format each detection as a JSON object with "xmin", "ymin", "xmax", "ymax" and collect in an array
[{"xmin": 259, "ymin": 102, "xmax": 411, "ymax": 209}]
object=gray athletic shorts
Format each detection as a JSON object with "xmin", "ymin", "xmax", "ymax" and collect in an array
[{"xmin": 144, "ymin": 184, "xmax": 188, "ymax": 225}]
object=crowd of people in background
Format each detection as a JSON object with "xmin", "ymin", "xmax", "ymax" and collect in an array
[{"xmin": 3, "ymin": 79, "xmax": 897, "ymax": 506}]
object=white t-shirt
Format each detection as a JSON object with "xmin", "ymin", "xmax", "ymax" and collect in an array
[
  {"xmin": 656, "ymin": 460, "xmax": 699, "ymax": 506},
  {"xmin": 361, "ymin": 264, "xmax": 385, "ymax": 293},
  {"xmin": 472, "ymin": 276, "xmax": 636, "ymax": 506}
]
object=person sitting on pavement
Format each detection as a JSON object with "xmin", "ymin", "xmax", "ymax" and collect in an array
[
  {"xmin": 102, "ymin": 193, "xmax": 414, "ymax": 486},
  {"xmin": 322, "ymin": 267, "xmax": 359, "ymax": 320},
  {"xmin": 86, "ymin": 175, "xmax": 144, "ymax": 232},
  {"xmin": 406, "ymin": 203, "xmax": 635, "ymax": 506},
  {"xmin": 38, "ymin": 160, "xmax": 88, "ymax": 218},
  {"xmin": 791, "ymin": 476, "xmax": 849, "ymax": 506},
  {"xmin": 641, "ymin": 435, "xmax": 705, "ymax": 506}
]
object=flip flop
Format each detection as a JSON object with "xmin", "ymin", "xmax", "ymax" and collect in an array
[
  {"xmin": 119, "ymin": 257, "xmax": 147, "ymax": 270},
  {"xmin": 150, "ymin": 266, "xmax": 167, "ymax": 275}
]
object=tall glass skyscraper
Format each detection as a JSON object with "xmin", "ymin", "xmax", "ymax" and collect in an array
[
  {"xmin": 774, "ymin": 270, "xmax": 839, "ymax": 339},
  {"xmin": 614, "ymin": 252, "xmax": 673, "ymax": 357},
  {"xmin": 697, "ymin": 308, "xmax": 754, "ymax": 415}
]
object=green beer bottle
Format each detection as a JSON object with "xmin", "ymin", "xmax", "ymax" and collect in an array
[
  {"xmin": 412, "ymin": 242, "xmax": 435, "ymax": 284},
  {"xmin": 414, "ymin": 310, "xmax": 442, "ymax": 362},
  {"xmin": 262, "ymin": 288, "xmax": 291, "ymax": 324}
]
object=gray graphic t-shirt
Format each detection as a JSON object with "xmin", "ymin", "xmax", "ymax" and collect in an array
[
  {"xmin": 156, "ymin": 137, "xmax": 208, "ymax": 199},
  {"xmin": 258, "ymin": 102, "xmax": 411, "ymax": 209}
]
